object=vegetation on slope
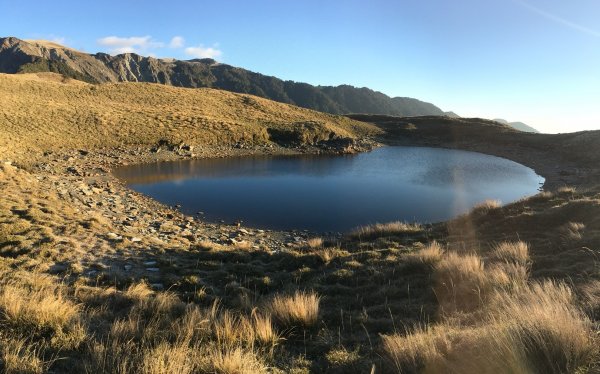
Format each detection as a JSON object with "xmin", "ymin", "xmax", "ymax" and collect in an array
[{"xmin": 0, "ymin": 72, "xmax": 380, "ymax": 161}]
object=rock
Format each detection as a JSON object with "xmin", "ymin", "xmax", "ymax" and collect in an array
[
  {"xmin": 107, "ymin": 232, "xmax": 123, "ymax": 241},
  {"xmin": 238, "ymin": 229, "xmax": 250, "ymax": 235},
  {"xmin": 131, "ymin": 237, "xmax": 142, "ymax": 243},
  {"xmin": 143, "ymin": 261, "xmax": 157, "ymax": 266},
  {"xmin": 151, "ymin": 283, "xmax": 164, "ymax": 290},
  {"xmin": 66, "ymin": 166, "xmax": 82, "ymax": 176},
  {"xmin": 124, "ymin": 264, "xmax": 132, "ymax": 271},
  {"xmin": 146, "ymin": 268, "xmax": 160, "ymax": 272}
]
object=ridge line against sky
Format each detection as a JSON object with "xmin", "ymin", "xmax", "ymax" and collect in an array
[{"xmin": 1, "ymin": 0, "xmax": 599, "ymax": 134}]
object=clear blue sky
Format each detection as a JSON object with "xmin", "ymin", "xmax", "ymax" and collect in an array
[{"xmin": 1, "ymin": 0, "xmax": 599, "ymax": 133}]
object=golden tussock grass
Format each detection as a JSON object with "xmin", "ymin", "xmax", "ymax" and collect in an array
[
  {"xmin": 0, "ymin": 338, "xmax": 49, "ymax": 374},
  {"xmin": 492, "ymin": 241, "xmax": 530, "ymax": 265},
  {"xmin": 0, "ymin": 282, "xmax": 84, "ymax": 349},
  {"xmin": 312, "ymin": 247, "xmax": 349, "ymax": 264},
  {"xmin": 382, "ymin": 244, "xmax": 597, "ymax": 374},
  {"xmin": 326, "ymin": 346, "xmax": 361, "ymax": 367},
  {"xmin": 269, "ymin": 290, "xmax": 321, "ymax": 328},
  {"xmin": 433, "ymin": 251, "xmax": 488, "ymax": 314},
  {"xmin": 195, "ymin": 240, "xmax": 224, "ymax": 251},
  {"xmin": 306, "ymin": 237, "xmax": 323, "ymax": 248},
  {"xmin": 350, "ymin": 221, "xmax": 423, "ymax": 239},
  {"xmin": 203, "ymin": 347, "xmax": 266, "ymax": 374},
  {"xmin": 140, "ymin": 342, "xmax": 197, "ymax": 374},
  {"xmin": 404, "ymin": 241, "xmax": 444, "ymax": 266},
  {"xmin": 250, "ymin": 310, "xmax": 280, "ymax": 349},
  {"xmin": 560, "ymin": 221, "xmax": 586, "ymax": 241},
  {"xmin": 470, "ymin": 199, "xmax": 501, "ymax": 215},
  {"xmin": 383, "ymin": 291, "xmax": 595, "ymax": 373},
  {"xmin": 557, "ymin": 186, "xmax": 576, "ymax": 194}
]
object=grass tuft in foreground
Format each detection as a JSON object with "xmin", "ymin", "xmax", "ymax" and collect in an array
[
  {"xmin": 350, "ymin": 221, "xmax": 423, "ymax": 239},
  {"xmin": 269, "ymin": 290, "xmax": 321, "ymax": 329}
]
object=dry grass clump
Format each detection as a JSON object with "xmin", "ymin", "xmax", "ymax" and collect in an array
[
  {"xmin": 123, "ymin": 282, "xmax": 155, "ymax": 302},
  {"xmin": 0, "ymin": 338, "xmax": 49, "ymax": 374},
  {"xmin": 306, "ymin": 237, "xmax": 323, "ymax": 249},
  {"xmin": 470, "ymin": 199, "xmax": 501, "ymax": 215},
  {"xmin": 527, "ymin": 191, "xmax": 554, "ymax": 202},
  {"xmin": 492, "ymin": 241, "xmax": 530, "ymax": 265},
  {"xmin": 559, "ymin": 221, "xmax": 586, "ymax": 241},
  {"xmin": 557, "ymin": 186, "xmax": 576, "ymax": 194},
  {"xmin": 312, "ymin": 247, "xmax": 349, "ymax": 264},
  {"xmin": 404, "ymin": 241, "xmax": 444, "ymax": 266},
  {"xmin": 195, "ymin": 240, "xmax": 224, "ymax": 251},
  {"xmin": 383, "ymin": 240, "xmax": 596, "ymax": 374},
  {"xmin": 382, "ymin": 280, "xmax": 596, "ymax": 374},
  {"xmin": 433, "ymin": 251, "xmax": 488, "ymax": 314},
  {"xmin": 433, "ymin": 243, "xmax": 533, "ymax": 315},
  {"xmin": 140, "ymin": 342, "xmax": 198, "ymax": 374},
  {"xmin": 84, "ymin": 288, "xmax": 276, "ymax": 373},
  {"xmin": 580, "ymin": 280, "xmax": 600, "ymax": 314},
  {"xmin": 326, "ymin": 346, "xmax": 361, "ymax": 368},
  {"xmin": 214, "ymin": 311, "xmax": 255, "ymax": 348},
  {"xmin": 269, "ymin": 290, "xmax": 321, "ymax": 328},
  {"xmin": 203, "ymin": 347, "xmax": 266, "ymax": 374},
  {"xmin": 250, "ymin": 310, "xmax": 280, "ymax": 349},
  {"xmin": 350, "ymin": 221, "xmax": 422, "ymax": 239},
  {"xmin": 488, "ymin": 281, "xmax": 596, "ymax": 374},
  {"xmin": 0, "ymin": 282, "xmax": 84, "ymax": 349}
]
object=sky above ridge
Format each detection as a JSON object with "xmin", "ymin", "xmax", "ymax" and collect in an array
[{"xmin": 1, "ymin": 0, "xmax": 599, "ymax": 133}]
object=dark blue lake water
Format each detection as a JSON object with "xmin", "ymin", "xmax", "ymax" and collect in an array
[{"xmin": 114, "ymin": 147, "xmax": 543, "ymax": 232}]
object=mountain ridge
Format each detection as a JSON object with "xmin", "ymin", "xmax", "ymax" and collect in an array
[
  {"xmin": 0, "ymin": 36, "xmax": 445, "ymax": 117},
  {"xmin": 493, "ymin": 118, "xmax": 539, "ymax": 133}
]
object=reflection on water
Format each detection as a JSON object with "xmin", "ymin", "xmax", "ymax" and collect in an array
[{"xmin": 113, "ymin": 147, "xmax": 544, "ymax": 232}]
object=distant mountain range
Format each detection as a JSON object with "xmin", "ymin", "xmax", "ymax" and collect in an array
[
  {"xmin": 0, "ymin": 37, "xmax": 444, "ymax": 117},
  {"xmin": 493, "ymin": 119, "xmax": 538, "ymax": 133},
  {"xmin": 0, "ymin": 37, "xmax": 540, "ymax": 133}
]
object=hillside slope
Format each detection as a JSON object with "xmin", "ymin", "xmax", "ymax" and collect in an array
[
  {"xmin": 0, "ymin": 37, "xmax": 445, "ymax": 117},
  {"xmin": 0, "ymin": 73, "xmax": 380, "ymax": 161}
]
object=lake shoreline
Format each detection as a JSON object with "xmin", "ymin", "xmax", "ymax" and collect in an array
[{"xmin": 113, "ymin": 146, "xmax": 544, "ymax": 233}]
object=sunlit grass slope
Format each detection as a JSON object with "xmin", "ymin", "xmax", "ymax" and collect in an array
[{"xmin": 0, "ymin": 72, "xmax": 380, "ymax": 161}]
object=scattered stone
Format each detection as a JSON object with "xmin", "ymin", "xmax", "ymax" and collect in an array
[
  {"xmin": 146, "ymin": 268, "xmax": 160, "ymax": 272},
  {"xmin": 131, "ymin": 237, "xmax": 142, "ymax": 243},
  {"xmin": 143, "ymin": 261, "xmax": 157, "ymax": 266},
  {"xmin": 66, "ymin": 166, "xmax": 82, "ymax": 176},
  {"xmin": 124, "ymin": 264, "xmax": 132, "ymax": 271},
  {"xmin": 107, "ymin": 232, "xmax": 123, "ymax": 241}
]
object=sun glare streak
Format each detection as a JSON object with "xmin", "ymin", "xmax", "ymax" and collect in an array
[{"xmin": 514, "ymin": 0, "xmax": 600, "ymax": 38}]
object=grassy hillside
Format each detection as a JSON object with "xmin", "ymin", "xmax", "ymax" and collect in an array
[{"xmin": 0, "ymin": 73, "xmax": 380, "ymax": 161}]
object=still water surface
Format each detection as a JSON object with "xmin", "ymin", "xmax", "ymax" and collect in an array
[{"xmin": 114, "ymin": 147, "xmax": 544, "ymax": 232}]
